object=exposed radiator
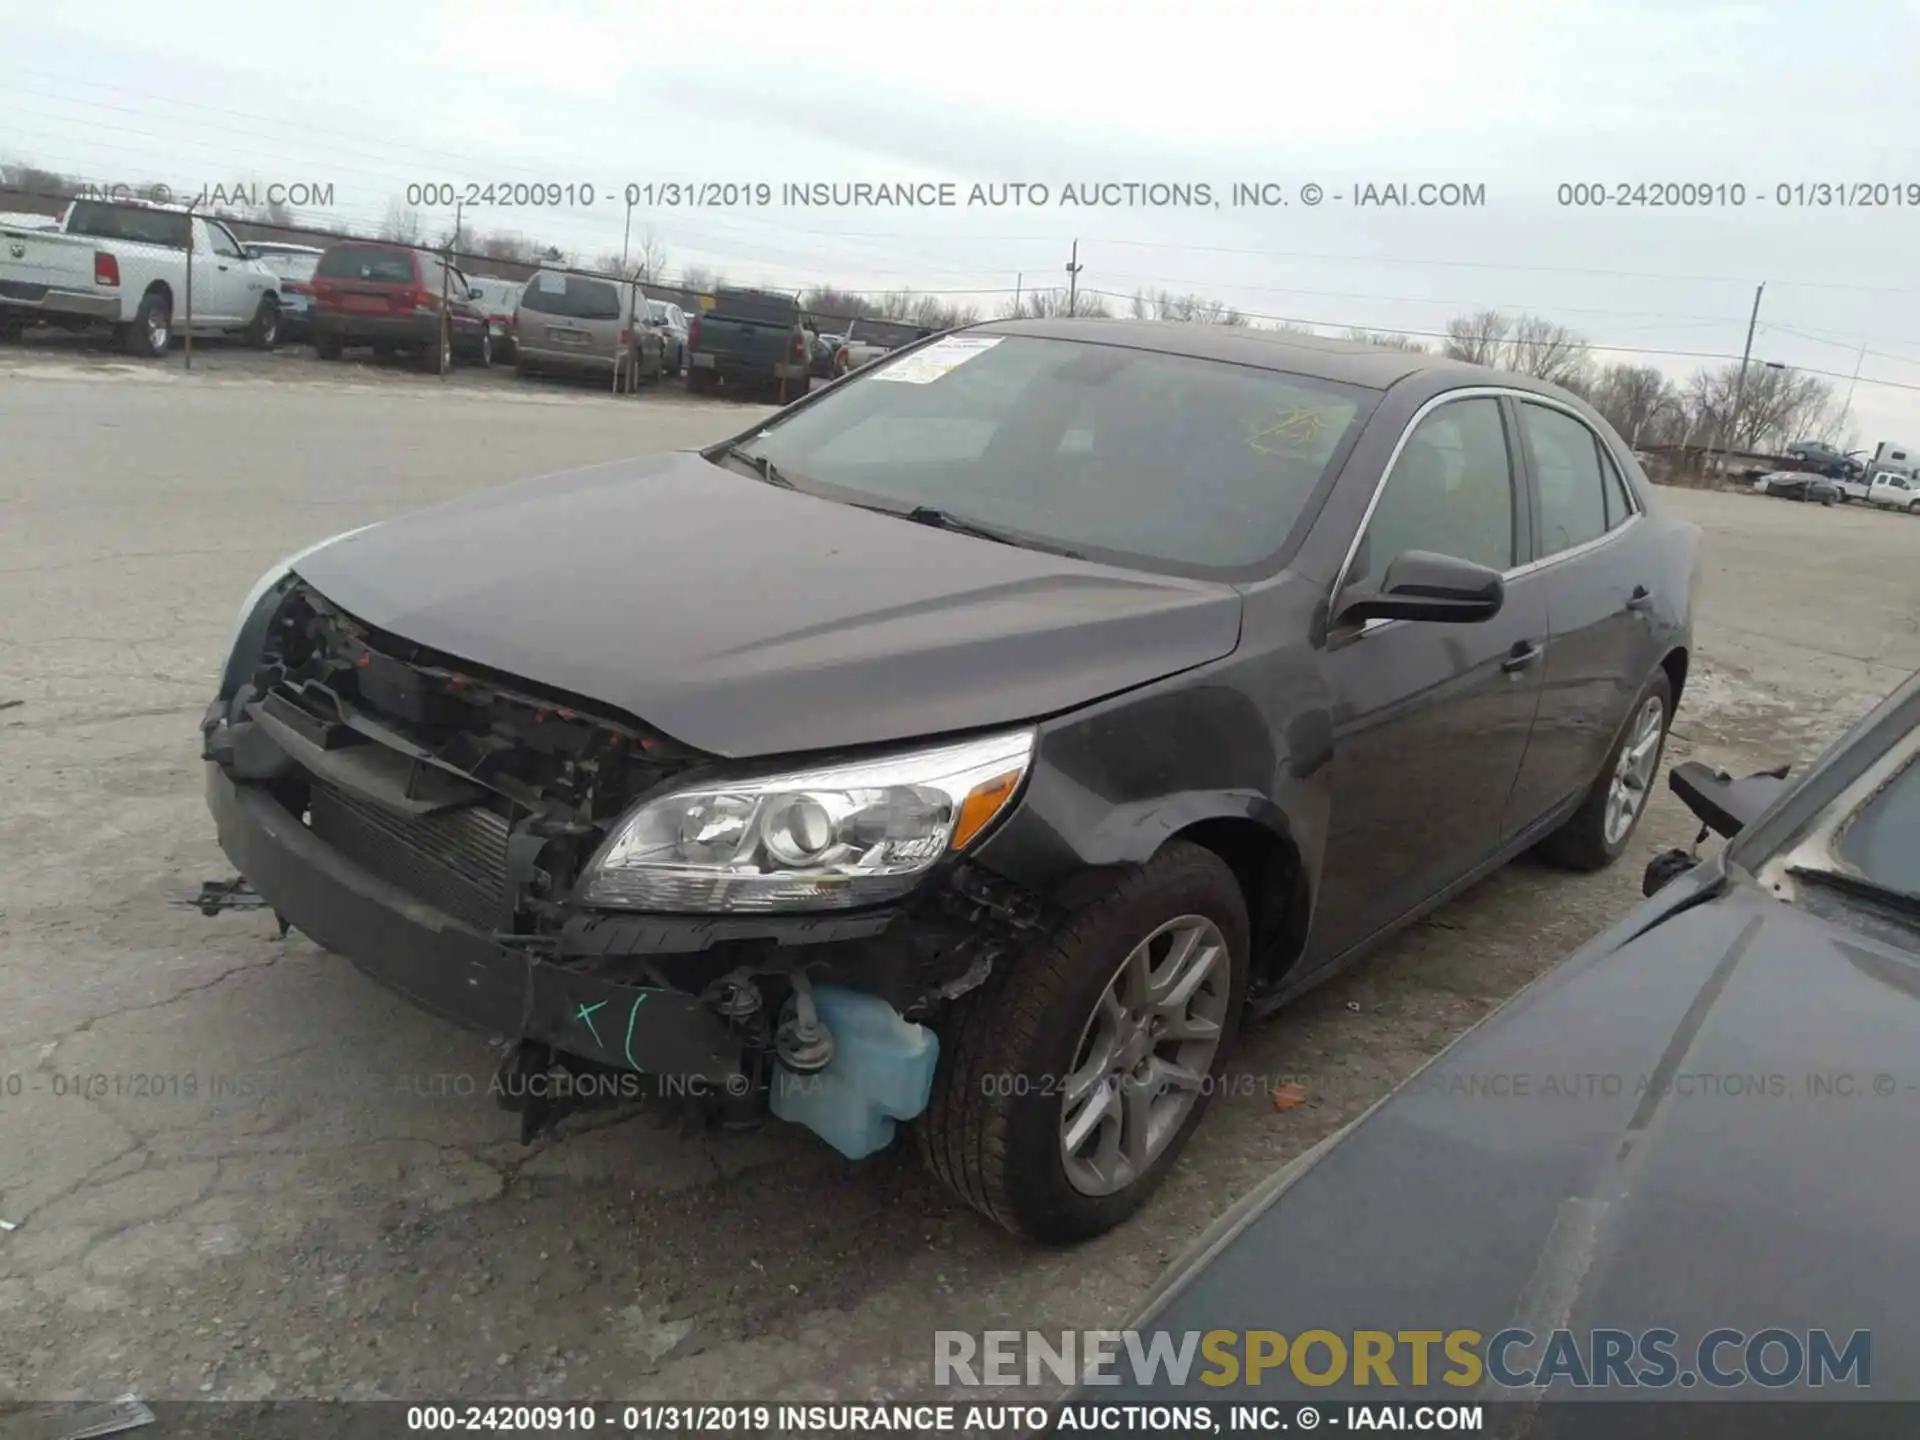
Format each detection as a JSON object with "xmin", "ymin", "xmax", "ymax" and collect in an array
[{"xmin": 308, "ymin": 782, "xmax": 511, "ymax": 931}]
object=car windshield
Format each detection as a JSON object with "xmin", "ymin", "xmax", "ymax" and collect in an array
[
  {"xmin": 316, "ymin": 245, "xmax": 415, "ymax": 283},
  {"xmin": 520, "ymin": 272, "xmax": 623, "ymax": 320},
  {"xmin": 1835, "ymin": 755, "xmax": 1920, "ymax": 898},
  {"xmin": 65, "ymin": 200, "xmax": 191, "ymax": 247},
  {"xmin": 259, "ymin": 253, "xmax": 319, "ymax": 281},
  {"xmin": 731, "ymin": 333, "xmax": 1373, "ymax": 574}
]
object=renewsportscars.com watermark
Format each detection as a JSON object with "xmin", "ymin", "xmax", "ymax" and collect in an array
[{"xmin": 934, "ymin": 1327, "xmax": 1872, "ymax": 1391}]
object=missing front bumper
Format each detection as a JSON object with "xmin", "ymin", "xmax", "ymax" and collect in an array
[{"xmin": 205, "ymin": 763, "xmax": 751, "ymax": 1086}]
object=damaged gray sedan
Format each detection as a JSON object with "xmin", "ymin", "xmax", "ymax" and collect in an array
[{"xmin": 202, "ymin": 321, "xmax": 1696, "ymax": 1242}]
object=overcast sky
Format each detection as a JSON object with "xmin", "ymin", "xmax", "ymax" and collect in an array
[{"xmin": 8, "ymin": 0, "xmax": 1920, "ymax": 443}]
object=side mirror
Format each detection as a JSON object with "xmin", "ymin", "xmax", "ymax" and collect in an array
[
  {"xmin": 1336, "ymin": 551, "xmax": 1505, "ymax": 626},
  {"xmin": 1670, "ymin": 760, "xmax": 1792, "ymax": 839},
  {"xmin": 468, "ymin": 287, "xmax": 484, "ymax": 300}
]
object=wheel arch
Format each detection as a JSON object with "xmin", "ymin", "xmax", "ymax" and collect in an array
[
  {"xmin": 1170, "ymin": 815, "xmax": 1310, "ymax": 990},
  {"xmin": 1660, "ymin": 645, "xmax": 1690, "ymax": 714}
]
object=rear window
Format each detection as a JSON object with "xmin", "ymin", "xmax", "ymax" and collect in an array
[
  {"xmin": 737, "ymin": 334, "xmax": 1374, "ymax": 576},
  {"xmin": 519, "ymin": 272, "xmax": 623, "ymax": 320},
  {"xmin": 712, "ymin": 289, "xmax": 799, "ymax": 325},
  {"xmin": 258, "ymin": 253, "xmax": 320, "ymax": 282},
  {"xmin": 316, "ymin": 246, "xmax": 417, "ymax": 283},
  {"xmin": 65, "ymin": 201, "xmax": 191, "ymax": 248}
]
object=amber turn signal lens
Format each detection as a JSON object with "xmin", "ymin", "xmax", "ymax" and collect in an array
[{"xmin": 950, "ymin": 770, "xmax": 1023, "ymax": 851}]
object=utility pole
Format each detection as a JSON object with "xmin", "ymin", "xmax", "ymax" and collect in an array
[
  {"xmin": 1844, "ymin": 337, "xmax": 1867, "ymax": 418},
  {"xmin": 620, "ymin": 193, "xmax": 635, "ymax": 278},
  {"xmin": 1064, "ymin": 240, "xmax": 1082, "ymax": 319},
  {"xmin": 183, "ymin": 198, "xmax": 196, "ymax": 372},
  {"xmin": 1013, "ymin": 272, "xmax": 1021, "ymax": 316},
  {"xmin": 1704, "ymin": 282, "xmax": 1762, "ymax": 479}
]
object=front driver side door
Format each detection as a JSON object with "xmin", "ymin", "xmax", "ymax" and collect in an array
[
  {"xmin": 1307, "ymin": 392, "xmax": 1550, "ymax": 964},
  {"xmin": 201, "ymin": 220, "xmax": 256, "ymax": 325}
]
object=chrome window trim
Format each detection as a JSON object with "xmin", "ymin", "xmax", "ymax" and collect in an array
[{"xmin": 1329, "ymin": 386, "xmax": 1640, "ymax": 639}]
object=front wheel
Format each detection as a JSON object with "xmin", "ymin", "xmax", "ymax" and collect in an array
[
  {"xmin": 476, "ymin": 329, "xmax": 493, "ymax": 368},
  {"xmin": 1538, "ymin": 668, "xmax": 1673, "ymax": 871},
  {"xmin": 918, "ymin": 841, "xmax": 1249, "ymax": 1243},
  {"xmin": 418, "ymin": 329, "xmax": 452, "ymax": 374},
  {"xmin": 247, "ymin": 297, "xmax": 279, "ymax": 350}
]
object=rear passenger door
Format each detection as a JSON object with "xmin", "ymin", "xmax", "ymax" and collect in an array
[{"xmin": 1501, "ymin": 399, "xmax": 1655, "ymax": 833}]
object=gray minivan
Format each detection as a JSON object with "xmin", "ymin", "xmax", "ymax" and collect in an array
[{"xmin": 514, "ymin": 270, "xmax": 665, "ymax": 385}]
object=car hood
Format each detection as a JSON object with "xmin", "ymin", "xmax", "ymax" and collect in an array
[
  {"xmin": 291, "ymin": 451, "xmax": 1244, "ymax": 758},
  {"xmin": 1103, "ymin": 872, "xmax": 1920, "ymax": 1405}
]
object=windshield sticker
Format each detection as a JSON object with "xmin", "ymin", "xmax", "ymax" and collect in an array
[
  {"xmin": 536, "ymin": 271, "xmax": 566, "ymax": 292},
  {"xmin": 871, "ymin": 335, "xmax": 1004, "ymax": 384},
  {"xmin": 1248, "ymin": 404, "xmax": 1338, "ymax": 456}
]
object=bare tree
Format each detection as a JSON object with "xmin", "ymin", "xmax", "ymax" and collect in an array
[
  {"xmin": 632, "ymin": 226, "xmax": 669, "ymax": 282},
  {"xmin": 380, "ymin": 200, "xmax": 422, "ymax": 244},
  {"xmin": 1443, "ymin": 309, "xmax": 1511, "ymax": 366},
  {"xmin": 474, "ymin": 231, "xmax": 540, "ymax": 264},
  {"xmin": 1346, "ymin": 326, "xmax": 1429, "ymax": 352},
  {"xmin": 680, "ymin": 264, "xmax": 719, "ymax": 294},
  {"xmin": 1586, "ymin": 363, "xmax": 1680, "ymax": 446},
  {"xmin": 999, "ymin": 288, "xmax": 1110, "ymax": 320},
  {"xmin": 261, "ymin": 196, "xmax": 295, "ymax": 227},
  {"xmin": 1682, "ymin": 362, "xmax": 1842, "ymax": 454},
  {"xmin": 1505, "ymin": 314, "xmax": 1592, "ymax": 389},
  {"xmin": 803, "ymin": 287, "xmax": 881, "ymax": 322}
]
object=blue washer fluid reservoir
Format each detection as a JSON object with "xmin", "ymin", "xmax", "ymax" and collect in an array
[{"xmin": 769, "ymin": 986, "xmax": 940, "ymax": 1160}]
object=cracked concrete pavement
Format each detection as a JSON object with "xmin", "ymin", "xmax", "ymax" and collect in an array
[{"xmin": 1, "ymin": 347, "xmax": 1910, "ymax": 1405}]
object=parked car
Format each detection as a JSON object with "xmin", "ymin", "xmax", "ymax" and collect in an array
[
  {"xmin": 685, "ymin": 287, "xmax": 811, "ymax": 399},
  {"xmin": 0, "ymin": 198, "xmax": 283, "ymax": 356},
  {"xmin": 1867, "ymin": 470, "xmax": 1920, "ymax": 512},
  {"xmin": 1068, "ymin": 665, "xmax": 1920, "ymax": 1416},
  {"xmin": 307, "ymin": 241, "xmax": 492, "ymax": 372},
  {"xmin": 512, "ymin": 269, "xmax": 663, "ymax": 386},
  {"xmin": 1753, "ymin": 470, "xmax": 1840, "ymax": 505},
  {"xmin": 467, "ymin": 276, "xmax": 526, "ymax": 362},
  {"xmin": 647, "ymin": 299, "xmax": 689, "ymax": 376},
  {"xmin": 245, "ymin": 242, "xmax": 324, "ymax": 341},
  {"xmin": 842, "ymin": 318, "xmax": 930, "ymax": 371},
  {"xmin": 200, "ymin": 323, "xmax": 1696, "ymax": 1243},
  {"xmin": 808, "ymin": 328, "xmax": 849, "ymax": 380},
  {"xmin": 1783, "ymin": 438, "xmax": 1865, "ymax": 479}
]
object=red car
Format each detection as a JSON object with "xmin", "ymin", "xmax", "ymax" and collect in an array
[{"xmin": 307, "ymin": 241, "xmax": 493, "ymax": 373}]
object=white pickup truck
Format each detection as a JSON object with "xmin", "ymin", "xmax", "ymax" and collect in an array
[
  {"xmin": 0, "ymin": 198, "xmax": 284, "ymax": 357},
  {"xmin": 1866, "ymin": 471, "xmax": 1920, "ymax": 513}
]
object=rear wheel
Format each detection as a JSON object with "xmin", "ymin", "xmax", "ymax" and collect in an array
[
  {"xmin": 418, "ymin": 329, "xmax": 452, "ymax": 374},
  {"xmin": 124, "ymin": 290, "xmax": 171, "ymax": 358},
  {"xmin": 476, "ymin": 329, "xmax": 493, "ymax": 368},
  {"xmin": 0, "ymin": 317, "xmax": 25, "ymax": 343},
  {"xmin": 687, "ymin": 368, "xmax": 713, "ymax": 395},
  {"xmin": 917, "ymin": 841, "xmax": 1249, "ymax": 1243},
  {"xmin": 1539, "ymin": 668, "xmax": 1673, "ymax": 871},
  {"xmin": 314, "ymin": 330, "xmax": 343, "ymax": 360}
]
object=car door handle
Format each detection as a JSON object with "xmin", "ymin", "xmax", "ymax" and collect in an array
[
  {"xmin": 1501, "ymin": 641, "xmax": 1545, "ymax": 673},
  {"xmin": 1626, "ymin": 585, "xmax": 1654, "ymax": 612}
]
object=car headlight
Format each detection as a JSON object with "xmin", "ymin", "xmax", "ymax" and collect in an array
[{"xmin": 579, "ymin": 729, "xmax": 1036, "ymax": 913}]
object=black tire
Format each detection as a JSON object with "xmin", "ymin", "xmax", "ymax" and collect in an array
[
  {"xmin": 247, "ymin": 297, "xmax": 280, "ymax": 350},
  {"xmin": 124, "ymin": 289, "xmax": 171, "ymax": 358},
  {"xmin": 314, "ymin": 331, "xmax": 343, "ymax": 360},
  {"xmin": 687, "ymin": 368, "xmax": 713, "ymax": 395},
  {"xmin": 1538, "ymin": 667, "xmax": 1674, "ymax": 872},
  {"xmin": 917, "ymin": 840, "xmax": 1250, "ymax": 1244},
  {"xmin": 0, "ymin": 318, "xmax": 25, "ymax": 344},
  {"xmin": 1821, "ymin": 494, "xmax": 1835, "ymax": 507},
  {"xmin": 476, "ymin": 329, "xmax": 493, "ymax": 368},
  {"xmin": 372, "ymin": 341, "xmax": 396, "ymax": 360}
]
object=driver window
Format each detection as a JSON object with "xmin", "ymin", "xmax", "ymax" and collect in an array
[
  {"xmin": 206, "ymin": 223, "xmax": 244, "ymax": 259},
  {"xmin": 1348, "ymin": 397, "xmax": 1517, "ymax": 591}
]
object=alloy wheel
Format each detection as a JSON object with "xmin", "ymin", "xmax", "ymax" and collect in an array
[
  {"xmin": 1059, "ymin": 914, "xmax": 1230, "ymax": 1198},
  {"xmin": 1604, "ymin": 694, "xmax": 1666, "ymax": 846}
]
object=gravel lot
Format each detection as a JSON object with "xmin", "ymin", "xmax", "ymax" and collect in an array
[{"xmin": 1, "ymin": 343, "xmax": 1914, "ymax": 1405}]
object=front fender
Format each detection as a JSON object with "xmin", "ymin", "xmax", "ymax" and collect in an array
[{"xmin": 969, "ymin": 671, "xmax": 1330, "ymax": 907}]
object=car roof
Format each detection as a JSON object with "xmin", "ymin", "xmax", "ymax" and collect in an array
[{"xmin": 963, "ymin": 317, "xmax": 1577, "ymax": 395}]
